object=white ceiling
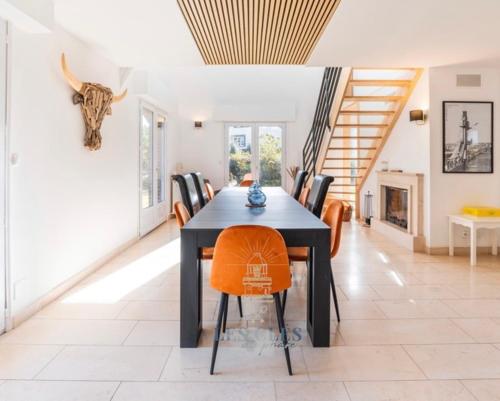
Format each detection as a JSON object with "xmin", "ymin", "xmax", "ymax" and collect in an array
[
  {"xmin": 54, "ymin": 0, "xmax": 500, "ymax": 69},
  {"xmin": 309, "ymin": 0, "xmax": 500, "ymax": 68}
]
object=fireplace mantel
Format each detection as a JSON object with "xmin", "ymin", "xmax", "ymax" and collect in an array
[{"xmin": 372, "ymin": 171, "xmax": 425, "ymax": 252}]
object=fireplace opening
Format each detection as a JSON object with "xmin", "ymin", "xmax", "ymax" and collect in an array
[{"xmin": 384, "ymin": 186, "xmax": 408, "ymax": 229}]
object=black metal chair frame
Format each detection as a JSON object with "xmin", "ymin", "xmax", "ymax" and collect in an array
[{"xmin": 211, "ymin": 292, "xmax": 292, "ymax": 376}]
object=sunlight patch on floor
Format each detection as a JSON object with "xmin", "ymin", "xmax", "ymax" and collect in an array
[{"xmin": 62, "ymin": 238, "xmax": 180, "ymax": 304}]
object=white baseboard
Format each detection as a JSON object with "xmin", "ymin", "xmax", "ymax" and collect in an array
[{"xmin": 8, "ymin": 236, "xmax": 140, "ymax": 329}]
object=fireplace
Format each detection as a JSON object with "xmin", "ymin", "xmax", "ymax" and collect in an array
[
  {"xmin": 372, "ymin": 171, "xmax": 425, "ymax": 252},
  {"xmin": 384, "ymin": 186, "xmax": 408, "ymax": 229}
]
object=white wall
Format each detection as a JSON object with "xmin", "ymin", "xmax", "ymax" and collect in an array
[
  {"xmin": 428, "ymin": 67, "xmax": 500, "ymax": 248},
  {"xmin": 8, "ymin": 25, "xmax": 140, "ymax": 316},
  {"xmin": 155, "ymin": 66, "xmax": 323, "ymax": 191},
  {"xmin": 360, "ymin": 70, "xmax": 431, "ymax": 243}
]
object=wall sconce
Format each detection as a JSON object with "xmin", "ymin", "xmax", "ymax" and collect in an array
[
  {"xmin": 194, "ymin": 121, "xmax": 203, "ymax": 128},
  {"xmin": 409, "ymin": 109, "xmax": 426, "ymax": 125}
]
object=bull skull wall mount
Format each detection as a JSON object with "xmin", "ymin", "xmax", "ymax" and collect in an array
[{"xmin": 60, "ymin": 53, "xmax": 127, "ymax": 151}]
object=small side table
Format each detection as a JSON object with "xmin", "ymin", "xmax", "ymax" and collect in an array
[{"xmin": 448, "ymin": 214, "xmax": 500, "ymax": 266}]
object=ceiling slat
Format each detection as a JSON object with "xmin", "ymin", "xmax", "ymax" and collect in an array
[{"xmin": 177, "ymin": 0, "xmax": 340, "ymax": 64}]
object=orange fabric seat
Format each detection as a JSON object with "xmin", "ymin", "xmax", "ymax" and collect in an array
[
  {"xmin": 174, "ymin": 201, "xmax": 213, "ymax": 260},
  {"xmin": 298, "ymin": 187, "xmax": 310, "ymax": 207},
  {"xmin": 239, "ymin": 179, "xmax": 254, "ymax": 187},
  {"xmin": 286, "ymin": 247, "xmax": 308, "ymax": 261},
  {"xmin": 209, "ymin": 225, "xmax": 293, "ymax": 376},
  {"xmin": 285, "ymin": 199, "xmax": 345, "ymax": 322}
]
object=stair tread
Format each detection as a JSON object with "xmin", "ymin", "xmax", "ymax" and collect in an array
[
  {"xmin": 336, "ymin": 123, "xmax": 389, "ymax": 127},
  {"xmin": 339, "ymin": 110, "xmax": 395, "ymax": 115},
  {"xmin": 331, "ymin": 135, "xmax": 383, "ymax": 139},
  {"xmin": 349, "ymin": 79, "xmax": 412, "ymax": 86},
  {"xmin": 343, "ymin": 96, "xmax": 402, "ymax": 101}
]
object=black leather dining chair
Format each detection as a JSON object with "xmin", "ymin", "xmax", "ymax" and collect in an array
[
  {"xmin": 290, "ymin": 170, "xmax": 308, "ymax": 200},
  {"xmin": 191, "ymin": 172, "xmax": 210, "ymax": 207},
  {"xmin": 173, "ymin": 174, "xmax": 201, "ymax": 217},
  {"xmin": 306, "ymin": 174, "xmax": 334, "ymax": 218}
]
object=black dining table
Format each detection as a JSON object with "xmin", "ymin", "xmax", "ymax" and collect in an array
[{"xmin": 180, "ymin": 186, "xmax": 331, "ymax": 347}]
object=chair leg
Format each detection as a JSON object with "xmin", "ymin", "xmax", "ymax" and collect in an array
[
  {"xmin": 273, "ymin": 293, "xmax": 292, "ymax": 376},
  {"xmin": 222, "ymin": 295, "xmax": 229, "ymax": 333},
  {"xmin": 330, "ymin": 268, "xmax": 340, "ymax": 322},
  {"xmin": 210, "ymin": 293, "xmax": 228, "ymax": 375},
  {"xmin": 282, "ymin": 289, "xmax": 288, "ymax": 315},
  {"xmin": 237, "ymin": 296, "xmax": 243, "ymax": 318}
]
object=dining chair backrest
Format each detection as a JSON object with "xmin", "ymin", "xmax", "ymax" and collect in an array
[
  {"xmin": 210, "ymin": 225, "xmax": 291, "ymax": 296},
  {"xmin": 239, "ymin": 179, "xmax": 254, "ymax": 187},
  {"xmin": 191, "ymin": 172, "xmax": 210, "ymax": 207},
  {"xmin": 173, "ymin": 174, "xmax": 201, "ymax": 217},
  {"xmin": 306, "ymin": 174, "xmax": 334, "ymax": 218},
  {"xmin": 243, "ymin": 173, "xmax": 253, "ymax": 181},
  {"xmin": 298, "ymin": 187, "xmax": 310, "ymax": 207},
  {"xmin": 174, "ymin": 201, "xmax": 191, "ymax": 228},
  {"xmin": 290, "ymin": 170, "xmax": 308, "ymax": 200},
  {"xmin": 206, "ymin": 182, "xmax": 215, "ymax": 200},
  {"xmin": 322, "ymin": 199, "xmax": 345, "ymax": 258}
]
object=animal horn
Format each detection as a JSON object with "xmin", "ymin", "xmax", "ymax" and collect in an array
[
  {"xmin": 60, "ymin": 53, "xmax": 83, "ymax": 93},
  {"xmin": 112, "ymin": 88, "xmax": 128, "ymax": 103}
]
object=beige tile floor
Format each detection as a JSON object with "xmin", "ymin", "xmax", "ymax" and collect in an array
[{"xmin": 1, "ymin": 220, "xmax": 500, "ymax": 400}]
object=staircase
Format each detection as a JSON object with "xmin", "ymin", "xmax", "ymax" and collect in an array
[{"xmin": 318, "ymin": 68, "xmax": 423, "ymax": 218}]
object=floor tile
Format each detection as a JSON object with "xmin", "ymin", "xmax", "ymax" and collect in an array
[
  {"xmin": 375, "ymin": 300, "xmax": 459, "ymax": 318},
  {"xmin": 339, "ymin": 319, "xmax": 474, "ymax": 345},
  {"xmin": 338, "ymin": 301, "xmax": 386, "ymax": 319},
  {"xmin": 0, "ymin": 344, "xmax": 62, "ymax": 379},
  {"xmin": 124, "ymin": 321, "xmax": 179, "ymax": 346},
  {"xmin": 0, "ymin": 319, "xmax": 136, "ymax": 345},
  {"xmin": 0, "ymin": 380, "xmax": 119, "ymax": 401},
  {"xmin": 462, "ymin": 380, "xmax": 500, "ymax": 401},
  {"xmin": 453, "ymin": 319, "xmax": 500, "ymax": 343},
  {"xmin": 161, "ymin": 346, "xmax": 307, "ymax": 381},
  {"xmin": 405, "ymin": 344, "xmax": 500, "ymax": 379},
  {"xmin": 371, "ymin": 285, "xmax": 460, "ymax": 300},
  {"xmin": 345, "ymin": 380, "xmax": 476, "ymax": 401},
  {"xmin": 275, "ymin": 382, "xmax": 350, "ymax": 401},
  {"xmin": 303, "ymin": 345, "xmax": 425, "ymax": 381},
  {"xmin": 340, "ymin": 285, "xmax": 381, "ymax": 300},
  {"xmin": 37, "ymin": 345, "xmax": 170, "ymax": 381},
  {"xmin": 113, "ymin": 382, "xmax": 275, "ymax": 401},
  {"xmin": 116, "ymin": 300, "xmax": 179, "ymax": 320},
  {"xmin": 35, "ymin": 301, "xmax": 128, "ymax": 320},
  {"xmin": 444, "ymin": 300, "xmax": 500, "ymax": 318},
  {"xmin": 447, "ymin": 284, "xmax": 500, "ymax": 299}
]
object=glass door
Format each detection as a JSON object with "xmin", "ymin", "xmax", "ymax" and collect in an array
[
  {"xmin": 0, "ymin": 19, "xmax": 6, "ymax": 334},
  {"xmin": 139, "ymin": 103, "xmax": 168, "ymax": 236},
  {"xmin": 225, "ymin": 123, "xmax": 284, "ymax": 187}
]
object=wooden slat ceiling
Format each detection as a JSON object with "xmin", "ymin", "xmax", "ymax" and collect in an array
[{"xmin": 177, "ymin": 0, "xmax": 341, "ymax": 65}]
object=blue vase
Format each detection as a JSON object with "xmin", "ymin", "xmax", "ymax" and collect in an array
[
  {"xmin": 248, "ymin": 187, "xmax": 266, "ymax": 207},
  {"xmin": 248, "ymin": 180, "xmax": 260, "ymax": 195}
]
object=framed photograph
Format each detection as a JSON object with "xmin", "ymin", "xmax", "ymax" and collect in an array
[{"xmin": 443, "ymin": 101, "xmax": 493, "ymax": 173}]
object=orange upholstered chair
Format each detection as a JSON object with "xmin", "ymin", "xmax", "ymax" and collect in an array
[
  {"xmin": 298, "ymin": 187, "xmax": 310, "ymax": 207},
  {"xmin": 205, "ymin": 182, "xmax": 215, "ymax": 200},
  {"xmin": 210, "ymin": 225, "xmax": 292, "ymax": 375},
  {"xmin": 285, "ymin": 200, "xmax": 345, "ymax": 321},
  {"xmin": 174, "ymin": 201, "xmax": 243, "ymax": 316},
  {"xmin": 239, "ymin": 179, "xmax": 254, "ymax": 187}
]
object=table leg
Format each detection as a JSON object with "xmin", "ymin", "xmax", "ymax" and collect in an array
[
  {"xmin": 492, "ymin": 229, "xmax": 498, "ymax": 256},
  {"xmin": 449, "ymin": 221, "xmax": 454, "ymax": 256},
  {"xmin": 180, "ymin": 229, "xmax": 202, "ymax": 347},
  {"xmin": 307, "ymin": 230, "xmax": 331, "ymax": 347},
  {"xmin": 470, "ymin": 226, "xmax": 477, "ymax": 266}
]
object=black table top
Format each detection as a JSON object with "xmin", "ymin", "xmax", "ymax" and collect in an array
[{"xmin": 183, "ymin": 187, "xmax": 329, "ymax": 231}]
